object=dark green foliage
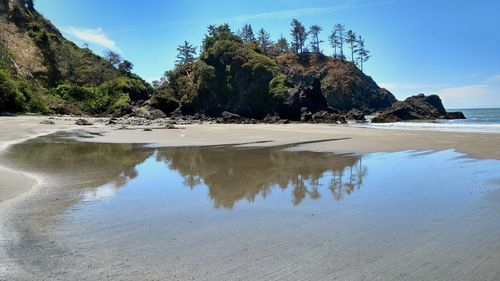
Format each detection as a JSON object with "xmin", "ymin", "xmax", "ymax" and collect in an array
[
  {"xmin": 257, "ymin": 28, "xmax": 273, "ymax": 55},
  {"xmin": 154, "ymin": 24, "xmax": 287, "ymax": 118},
  {"xmin": 176, "ymin": 41, "xmax": 197, "ymax": 65},
  {"xmin": 0, "ymin": 68, "xmax": 26, "ymax": 112},
  {"xmin": 239, "ymin": 24, "xmax": 255, "ymax": 43},
  {"xmin": 118, "ymin": 60, "xmax": 133, "ymax": 76}
]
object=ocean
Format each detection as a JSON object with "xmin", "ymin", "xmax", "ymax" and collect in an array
[{"xmin": 357, "ymin": 108, "xmax": 500, "ymax": 133}]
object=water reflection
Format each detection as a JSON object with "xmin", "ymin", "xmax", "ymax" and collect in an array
[
  {"xmin": 2, "ymin": 134, "xmax": 367, "ymax": 209},
  {"xmin": 157, "ymin": 146, "xmax": 366, "ymax": 208}
]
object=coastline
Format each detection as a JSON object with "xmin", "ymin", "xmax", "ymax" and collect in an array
[
  {"xmin": 1, "ymin": 115, "xmax": 500, "ymax": 204},
  {"xmin": 1, "ymin": 115, "xmax": 500, "ymax": 279}
]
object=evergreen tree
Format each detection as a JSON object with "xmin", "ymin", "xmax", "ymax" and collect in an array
[
  {"xmin": 239, "ymin": 24, "xmax": 255, "ymax": 43},
  {"xmin": 334, "ymin": 23, "xmax": 346, "ymax": 59},
  {"xmin": 257, "ymin": 28, "xmax": 273, "ymax": 55},
  {"xmin": 355, "ymin": 35, "xmax": 371, "ymax": 72},
  {"xmin": 290, "ymin": 19, "xmax": 308, "ymax": 54},
  {"xmin": 345, "ymin": 30, "xmax": 358, "ymax": 62},
  {"xmin": 118, "ymin": 60, "xmax": 133, "ymax": 76},
  {"xmin": 308, "ymin": 25, "xmax": 323, "ymax": 53},
  {"xmin": 176, "ymin": 41, "xmax": 197, "ymax": 65},
  {"xmin": 328, "ymin": 30, "xmax": 339, "ymax": 58},
  {"xmin": 274, "ymin": 35, "xmax": 289, "ymax": 55}
]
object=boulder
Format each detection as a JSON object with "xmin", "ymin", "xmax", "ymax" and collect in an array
[
  {"xmin": 372, "ymin": 93, "xmax": 466, "ymax": 123},
  {"xmin": 75, "ymin": 119, "xmax": 92, "ymax": 126},
  {"xmin": 221, "ymin": 111, "xmax": 242, "ymax": 123},
  {"xmin": 311, "ymin": 110, "xmax": 347, "ymax": 124},
  {"xmin": 40, "ymin": 120, "xmax": 55, "ymax": 125},
  {"xmin": 345, "ymin": 108, "xmax": 366, "ymax": 121},
  {"xmin": 444, "ymin": 111, "xmax": 466, "ymax": 119}
]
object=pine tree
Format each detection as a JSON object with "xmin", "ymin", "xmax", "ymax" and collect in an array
[
  {"xmin": 355, "ymin": 35, "xmax": 371, "ymax": 72},
  {"xmin": 176, "ymin": 41, "xmax": 197, "ymax": 65},
  {"xmin": 334, "ymin": 23, "xmax": 346, "ymax": 59},
  {"xmin": 345, "ymin": 30, "xmax": 358, "ymax": 62},
  {"xmin": 308, "ymin": 25, "xmax": 323, "ymax": 53},
  {"xmin": 290, "ymin": 19, "xmax": 308, "ymax": 54},
  {"xmin": 328, "ymin": 30, "xmax": 339, "ymax": 58},
  {"xmin": 239, "ymin": 24, "xmax": 255, "ymax": 43},
  {"xmin": 257, "ymin": 28, "xmax": 273, "ymax": 55}
]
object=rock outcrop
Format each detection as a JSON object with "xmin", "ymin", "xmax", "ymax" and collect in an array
[
  {"xmin": 372, "ymin": 94, "xmax": 466, "ymax": 123},
  {"xmin": 276, "ymin": 53, "xmax": 397, "ymax": 113}
]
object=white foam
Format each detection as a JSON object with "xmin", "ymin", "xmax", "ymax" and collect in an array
[{"xmin": 353, "ymin": 122, "xmax": 500, "ymax": 134}]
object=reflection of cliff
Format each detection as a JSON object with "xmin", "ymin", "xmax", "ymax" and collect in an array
[
  {"xmin": 3, "ymin": 133, "xmax": 154, "ymax": 189},
  {"xmin": 156, "ymin": 146, "xmax": 366, "ymax": 209}
]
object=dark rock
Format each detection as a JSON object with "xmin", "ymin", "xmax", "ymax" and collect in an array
[
  {"xmin": 107, "ymin": 117, "xmax": 118, "ymax": 125},
  {"xmin": 345, "ymin": 108, "xmax": 366, "ymax": 121},
  {"xmin": 113, "ymin": 103, "xmax": 133, "ymax": 117},
  {"xmin": 372, "ymin": 93, "xmax": 466, "ymax": 123},
  {"xmin": 75, "ymin": 119, "xmax": 92, "ymax": 126},
  {"xmin": 149, "ymin": 109, "xmax": 167, "ymax": 119},
  {"xmin": 311, "ymin": 111, "xmax": 347, "ymax": 124},
  {"xmin": 280, "ymin": 78, "xmax": 329, "ymax": 120},
  {"xmin": 263, "ymin": 114, "xmax": 281, "ymax": 124},
  {"xmin": 276, "ymin": 55, "xmax": 397, "ymax": 112},
  {"xmin": 444, "ymin": 111, "xmax": 466, "ymax": 119},
  {"xmin": 40, "ymin": 120, "xmax": 55, "ymax": 125},
  {"xmin": 143, "ymin": 128, "xmax": 153, "ymax": 131},
  {"xmin": 221, "ymin": 111, "xmax": 242, "ymax": 123}
]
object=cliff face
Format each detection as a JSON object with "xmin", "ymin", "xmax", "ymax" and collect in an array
[{"xmin": 276, "ymin": 53, "xmax": 397, "ymax": 113}]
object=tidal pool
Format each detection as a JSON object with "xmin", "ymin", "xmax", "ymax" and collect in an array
[{"xmin": 1, "ymin": 133, "xmax": 500, "ymax": 280}]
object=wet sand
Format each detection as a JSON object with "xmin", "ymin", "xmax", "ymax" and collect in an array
[
  {"xmin": 1, "ymin": 115, "xmax": 500, "ymax": 203},
  {"xmin": 1, "ymin": 116, "xmax": 500, "ymax": 280}
]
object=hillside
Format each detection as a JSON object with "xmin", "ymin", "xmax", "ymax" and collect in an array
[
  {"xmin": 0, "ymin": 0, "xmax": 151, "ymax": 115},
  {"xmin": 151, "ymin": 24, "xmax": 398, "ymax": 121}
]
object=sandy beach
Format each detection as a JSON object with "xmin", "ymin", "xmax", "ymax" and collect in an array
[
  {"xmin": 1, "ymin": 115, "xmax": 500, "ymax": 203},
  {"xmin": 1, "ymin": 116, "xmax": 500, "ymax": 280}
]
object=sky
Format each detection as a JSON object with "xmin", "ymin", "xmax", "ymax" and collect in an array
[{"xmin": 36, "ymin": 0, "xmax": 500, "ymax": 108}]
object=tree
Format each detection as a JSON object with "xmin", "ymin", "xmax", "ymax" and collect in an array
[
  {"xmin": 239, "ymin": 24, "xmax": 255, "ymax": 43},
  {"xmin": 257, "ymin": 28, "xmax": 273, "ymax": 55},
  {"xmin": 176, "ymin": 41, "xmax": 197, "ymax": 65},
  {"xmin": 334, "ymin": 23, "xmax": 346, "ymax": 59},
  {"xmin": 328, "ymin": 30, "xmax": 339, "ymax": 57},
  {"xmin": 26, "ymin": 0, "xmax": 35, "ymax": 11},
  {"xmin": 274, "ymin": 35, "xmax": 289, "ymax": 55},
  {"xmin": 104, "ymin": 50, "xmax": 122, "ymax": 68},
  {"xmin": 290, "ymin": 19, "xmax": 308, "ymax": 54},
  {"xmin": 345, "ymin": 30, "xmax": 358, "ymax": 62},
  {"xmin": 118, "ymin": 60, "xmax": 133, "ymax": 76},
  {"xmin": 355, "ymin": 35, "xmax": 371, "ymax": 72},
  {"xmin": 308, "ymin": 25, "xmax": 323, "ymax": 53}
]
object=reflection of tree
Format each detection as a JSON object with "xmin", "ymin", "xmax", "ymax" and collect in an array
[
  {"xmin": 4, "ymin": 133, "xmax": 153, "ymax": 190},
  {"xmin": 156, "ymin": 146, "xmax": 367, "ymax": 209}
]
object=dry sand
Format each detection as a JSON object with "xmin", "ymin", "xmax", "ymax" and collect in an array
[{"xmin": 1, "ymin": 115, "xmax": 500, "ymax": 203}]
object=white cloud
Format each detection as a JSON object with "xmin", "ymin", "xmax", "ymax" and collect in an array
[
  {"xmin": 231, "ymin": 6, "xmax": 350, "ymax": 22},
  {"xmin": 64, "ymin": 27, "xmax": 121, "ymax": 52}
]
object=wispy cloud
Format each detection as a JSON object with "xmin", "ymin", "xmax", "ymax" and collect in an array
[
  {"xmin": 487, "ymin": 74, "xmax": 500, "ymax": 82},
  {"xmin": 230, "ymin": 6, "xmax": 350, "ymax": 22},
  {"xmin": 63, "ymin": 27, "xmax": 121, "ymax": 52},
  {"xmin": 230, "ymin": 1, "xmax": 396, "ymax": 22}
]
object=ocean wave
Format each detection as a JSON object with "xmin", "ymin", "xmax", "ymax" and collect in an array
[{"xmin": 352, "ymin": 122, "xmax": 500, "ymax": 133}]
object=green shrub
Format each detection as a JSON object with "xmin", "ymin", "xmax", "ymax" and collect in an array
[{"xmin": 0, "ymin": 68, "xmax": 27, "ymax": 112}]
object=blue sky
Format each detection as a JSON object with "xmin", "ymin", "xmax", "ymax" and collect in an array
[{"xmin": 36, "ymin": 0, "xmax": 500, "ymax": 108}]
